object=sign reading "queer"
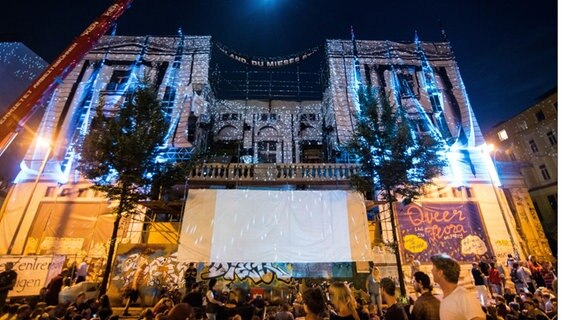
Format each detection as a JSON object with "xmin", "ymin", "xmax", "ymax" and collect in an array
[{"xmin": 396, "ymin": 201, "xmax": 493, "ymax": 263}]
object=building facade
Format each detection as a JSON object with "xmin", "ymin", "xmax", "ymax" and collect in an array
[
  {"xmin": 485, "ymin": 90, "xmax": 558, "ymax": 256},
  {"xmin": 0, "ymin": 34, "xmax": 554, "ymax": 297}
]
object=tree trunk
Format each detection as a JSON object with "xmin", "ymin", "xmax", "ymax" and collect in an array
[
  {"xmin": 387, "ymin": 196, "xmax": 407, "ymax": 297},
  {"xmin": 99, "ymin": 187, "xmax": 127, "ymax": 296}
]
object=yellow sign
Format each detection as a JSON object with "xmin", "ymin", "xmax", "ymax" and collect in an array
[{"xmin": 403, "ymin": 234, "xmax": 428, "ymax": 253}]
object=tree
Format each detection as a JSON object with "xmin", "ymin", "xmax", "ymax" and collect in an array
[
  {"xmin": 79, "ymin": 83, "xmax": 168, "ymax": 295},
  {"xmin": 345, "ymin": 86, "xmax": 447, "ymax": 296}
]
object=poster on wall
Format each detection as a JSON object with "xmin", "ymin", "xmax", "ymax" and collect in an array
[
  {"xmin": 0, "ymin": 255, "xmax": 65, "ymax": 297},
  {"xmin": 396, "ymin": 201, "xmax": 493, "ymax": 263}
]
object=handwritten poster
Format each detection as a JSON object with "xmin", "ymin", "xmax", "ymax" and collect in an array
[{"xmin": 396, "ymin": 201, "xmax": 492, "ymax": 263}]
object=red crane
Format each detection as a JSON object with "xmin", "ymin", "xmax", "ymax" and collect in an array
[{"xmin": 0, "ymin": 0, "xmax": 135, "ymax": 156}]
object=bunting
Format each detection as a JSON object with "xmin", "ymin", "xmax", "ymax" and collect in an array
[{"xmin": 215, "ymin": 42, "xmax": 319, "ymax": 68}]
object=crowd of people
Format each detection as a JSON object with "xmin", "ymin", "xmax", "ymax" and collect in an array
[{"xmin": 0, "ymin": 252, "xmax": 559, "ymax": 320}]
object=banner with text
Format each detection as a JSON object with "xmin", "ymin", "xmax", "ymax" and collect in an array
[
  {"xmin": 0, "ymin": 255, "xmax": 65, "ymax": 297},
  {"xmin": 396, "ymin": 201, "xmax": 493, "ymax": 263},
  {"xmin": 216, "ymin": 43, "xmax": 319, "ymax": 68}
]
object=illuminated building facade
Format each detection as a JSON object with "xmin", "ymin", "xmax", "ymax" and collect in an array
[
  {"xmin": 0, "ymin": 34, "xmax": 554, "ymax": 294},
  {"xmin": 485, "ymin": 90, "xmax": 557, "ymax": 256}
]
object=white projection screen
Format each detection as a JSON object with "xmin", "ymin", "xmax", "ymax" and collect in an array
[{"xmin": 177, "ymin": 189, "xmax": 372, "ymax": 263}]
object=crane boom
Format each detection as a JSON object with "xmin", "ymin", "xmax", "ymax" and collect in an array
[{"xmin": 0, "ymin": 0, "xmax": 135, "ymax": 156}]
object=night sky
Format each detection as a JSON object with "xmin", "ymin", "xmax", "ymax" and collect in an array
[{"xmin": 0, "ymin": 0, "xmax": 557, "ymax": 133}]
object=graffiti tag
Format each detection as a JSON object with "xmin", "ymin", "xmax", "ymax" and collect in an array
[{"xmin": 201, "ymin": 263, "xmax": 292, "ymax": 285}]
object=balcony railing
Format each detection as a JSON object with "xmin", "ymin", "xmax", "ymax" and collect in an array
[{"xmin": 187, "ymin": 163, "xmax": 360, "ymax": 185}]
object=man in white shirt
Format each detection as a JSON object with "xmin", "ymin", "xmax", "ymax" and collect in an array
[
  {"xmin": 430, "ymin": 254, "xmax": 485, "ymax": 320},
  {"xmin": 75, "ymin": 260, "xmax": 88, "ymax": 284}
]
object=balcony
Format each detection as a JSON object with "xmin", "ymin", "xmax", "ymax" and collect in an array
[
  {"xmin": 187, "ymin": 162, "xmax": 360, "ymax": 186},
  {"xmin": 141, "ymin": 163, "xmax": 360, "ymax": 215}
]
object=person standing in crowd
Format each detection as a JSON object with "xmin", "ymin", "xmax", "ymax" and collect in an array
[
  {"xmin": 182, "ymin": 283, "xmax": 204, "ymax": 319},
  {"xmin": 410, "ymin": 271, "xmax": 440, "ymax": 320},
  {"xmin": 75, "ymin": 260, "xmax": 89, "ymax": 284},
  {"xmin": 527, "ymin": 256, "xmax": 546, "ymax": 289},
  {"xmin": 97, "ymin": 294, "xmax": 114, "ymax": 320},
  {"xmin": 365, "ymin": 267, "xmax": 382, "ymax": 315},
  {"xmin": 184, "ymin": 263, "xmax": 197, "ymax": 297},
  {"xmin": 477, "ymin": 256, "xmax": 493, "ymax": 299},
  {"xmin": 541, "ymin": 261, "xmax": 556, "ymax": 290},
  {"xmin": 328, "ymin": 282, "xmax": 360, "ymax": 320},
  {"xmin": 292, "ymin": 292, "xmax": 306, "ymax": 318},
  {"xmin": 122, "ymin": 261, "xmax": 147, "ymax": 316},
  {"xmin": 430, "ymin": 254, "xmax": 485, "ymax": 320},
  {"xmin": 488, "ymin": 262, "xmax": 503, "ymax": 296},
  {"xmin": 301, "ymin": 287, "xmax": 328, "ymax": 320},
  {"xmin": 275, "ymin": 304, "xmax": 295, "ymax": 320},
  {"xmin": 506, "ymin": 254, "xmax": 516, "ymax": 269},
  {"xmin": 517, "ymin": 262, "xmax": 534, "ymax": 293},
  {"xmin": 471, "ymin": 263, "xmax": 490, "ymax": 307},
  {"xmin": 205, "ymin": 278, "xmax": 224, "ymax": 320},
  {"xmin": 45, "ymin": 269, "xmax": 68, "ymax": 306},
  {"xmin": 379, "ymin": 277, "xmax": 408, "ymax": 320},
  {"xmin": 490, "ymin": 256, "xmax": 507, "ymax": 291},
  {"xmin": 0, "ymin": 262, "xmax": 18, "ymax": 311}
]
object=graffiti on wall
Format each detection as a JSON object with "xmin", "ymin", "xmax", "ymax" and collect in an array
[
  {"xmin": 110, "ymin": 244, "xmax": 355, "ymax": 293},
  {"xmin": 112, "ymin": 244, "xmax": 189, "ymax": 292},
  {"xmin": 200, "ymin": 263, "xmax": 292, "ymax": 285}
]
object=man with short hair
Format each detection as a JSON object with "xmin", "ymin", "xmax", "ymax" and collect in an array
[
  {"xmin": 75, "ymin": 260, "xmax": 88, "ymax": 284},
  {"xmin": 411, "ymin": 271, "xmax": 440, "ymax": 320},
  {"xmin": 430, "ymin": 254, "xmax": 485, "ymax": 320},
  {"xmin": 0, "ymin": 262, "xmax": 18, "ymax": 311},
  {"xmin": 379, "ymin": 277, "xmax": 408, "ymax": 320},
  {"xmin": 471, "ymin": 262, "xmax": 490, "ymax": 306}
]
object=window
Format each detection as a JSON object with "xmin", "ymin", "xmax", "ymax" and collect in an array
[
  {"xmin": 78, "ymin": 188, "xmax": 88, "ymax": 198},
  {"xmin": 547, "ymin": 194, "xmax": 558, "ymax": 214},
  {"xmin": 508, "ymin": 151, "xmax": 517, "ymax": 161},
  {"xmin": 517, "ymin": 121, "xmax": 528, "ymax": 131},
  {"xmin": 106, "ymin": 70, "xmax": 129, "ymax": 91},
  {"xmin": 539, "ymin": 164, "xmax": 551, "ymax": 180},
  {"xmin": 300, "ymin": 113, "xmax": 317, "ymax": 122},
  {"xmin": 498, "ymin": 130, "xmax": 508, "ymax": 141},
  {"xmin": 465, "ymin": 187, "xmax": 474, "ymax": 198},
  {"xmin": 535, "ymin": 110, "xmax": 545, "ymax": 122},
  {"xmin": 547, "ymin": 131, "xmax": 557, "ymax": 146},
  {"xmin": 161, "ymin": 86, "xmax": 176, "ymax": 116},
  {"xmin": 257, "ymin": 141, "xmax": 278, "ymax": 163},
  {"xmin": 452, "ymin": 188, "xmax": 460, "ymax": 198},
  {"xmin": 45, "ymin": 187, "xmax": 56, "ymax": 197},
  {"xmin": 529, "ymin": 140, "xmax": 539, "ymax": 153}
]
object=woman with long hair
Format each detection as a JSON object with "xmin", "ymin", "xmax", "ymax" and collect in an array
[
  {"xmin": 97, "ymin": 294, "xmax": 113, "ymax": 320},
  {"xmin": 328, "ymin": 282, "xmax": 360, "ymax": 320}
]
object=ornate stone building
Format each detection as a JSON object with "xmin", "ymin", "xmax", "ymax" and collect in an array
[{"xmin": 0, "ymin": 34, "xmax": 553, "ymax": 293}]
